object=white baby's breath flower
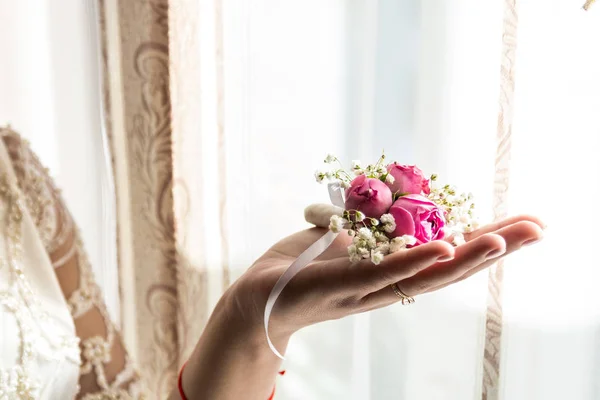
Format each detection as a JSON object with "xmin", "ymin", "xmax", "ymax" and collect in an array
[
  {"xmin": 383, "ymin": 221, "xmax": 396, "ymax": 233},
  {"xmin": 385, "ymin": 174, "xmax": 395, "ymax": 184},
  {"xmin": 355, "ymin": 211, "xmax": 365, "ymax": 222},
  {"xmin": 358, "ymin": 227, "xmax": 373, "ymax": 240},
  {"xmin": 358, "ymin": 247, "xmax": 370, "ymax": 257},
  {"xmin": 348, "ymin": 245, "xmax": 362, "ymax": 263},
  {"xmin": 340, "ymin": 180, "xmax": 351, "ymax": 189},
  {"xmin": 376, "ymin": 243, "xmax": 390, "ymax": 255},
  {"xmin": 452, "ymin": 233, "xmax": 466, "ymax": 246},
  {"xmin": 374, "ymin": 232, "xmax": 389, "ymax": 242},
  {"xmin": 352, "ymin": 160, "xmax": 364, "ymax": 176},
  {"xmin": 349, "ymin": 253, "xmax": 362, "ymax": 263},
  {"xmin": 328, "ymin": 215, "xmax": 346, "ymax": 233},
  {"xmin": 370, "ymin": 251, "xmax": 385, "ymax": 265},
  {"xmin": 402, "ymin": 235, "xmax": 417, "ymax": 246},
  {"xmin": 348, "ymin": 244, "xmax": 357, "ymax": 255},
  {"xmin": 348, "ymin": 229, "xmax": 356, "ymax": 237},
  {"xmin": 370, "ymin": 218, "xmax": 379, "ymax": 226},
  {"xmin": 314, "ymin": 170, "xmax": 326, "ymax": 183},
  {"xmin": 380, "ymin": 214, "xmax": 394, "ymax": 224},
  {"xmin": 390, "ymin": 237, "xmax": 407, "ymax": 253},
  {"xmin": 324, "ymin": 154, "xmax": 337, "ymax": 164},
  {"xmin": 367, "ymin": 238, "xmax": 377, "ymax": 248}
]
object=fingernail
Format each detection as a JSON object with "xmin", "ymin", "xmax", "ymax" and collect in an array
[
  {"xmin": 523, "ymin": 237, "xmax": 543, "ymax": 247},
  {"xmin": 486, "ymin": 248, "xmax": 506, "ymax": 259},
  {"xmin": 437, "ymin": 254, "xmax": 454, "ymax": 262}
]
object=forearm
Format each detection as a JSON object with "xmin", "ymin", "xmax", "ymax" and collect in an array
[{"xmin": 168, "ymin": 288, "xmax": 288, "ymax": 400}]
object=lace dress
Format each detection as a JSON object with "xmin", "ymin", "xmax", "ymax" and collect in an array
[{"xmin": 0, "ymin": 127, "xmax": 146, "ymax": 399}]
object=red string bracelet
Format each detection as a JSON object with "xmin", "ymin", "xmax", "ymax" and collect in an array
[
  {"xmin": 267, "ymin": 371, "xmax": 286, "ymax": 400},
  {"xmin": 177, "ymin": 363, "xmax": 285, "ymax": 400},
  {"xmin": 177, "ymin": 362, "xmax": 188, "ymax": 399}
]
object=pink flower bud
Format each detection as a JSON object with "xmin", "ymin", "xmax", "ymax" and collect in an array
[
  {"xmin": 344, "ymin": 175, "xmax": 393, "ymax": 219},
  {"xmin": 386, "ymin": 163, "xmax": 430, "ymax": 195}
]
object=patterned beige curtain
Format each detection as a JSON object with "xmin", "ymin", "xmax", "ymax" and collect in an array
[
  {"xmin": 482, "ymin": 0, "xmax": 518, "ymax": 399},
  {"xmin": 97, "ymin": 0, "xmax": 224, "ymax": 397}
]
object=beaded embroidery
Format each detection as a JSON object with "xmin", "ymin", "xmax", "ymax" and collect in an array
[
  {"xmin": 0, "ymin": 128, "xmax": 145, "ymax": 399},
  {"xmin": 0, "ymin": 174, "xmax": 80, "ymax": 399}
]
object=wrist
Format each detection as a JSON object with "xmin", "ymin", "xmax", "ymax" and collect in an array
[
  {"xmin": 179, "ymin": 282, "xmax": 291, "ymax": 399},
  {"xmin": 221, "ymin": 278, "xmax": 295, "ymax": 349}
]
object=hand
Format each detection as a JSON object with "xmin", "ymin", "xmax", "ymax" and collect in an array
[
  {"xmin": 177, "ymin": 211, "xmax": 544, "ymax": 399},
  {"xmin": 228, "ymin": 210, "xmax": 545, "ymax": 344}
]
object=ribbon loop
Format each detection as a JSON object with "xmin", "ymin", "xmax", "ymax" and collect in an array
[{"xmin": 264, "ymin": 183, "xmax": 345, "ymax": 359}]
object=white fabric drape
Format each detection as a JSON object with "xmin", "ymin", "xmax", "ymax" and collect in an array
[{"xmin": 0, "ymin": 0, "xmax": 120, "ymax": 324}]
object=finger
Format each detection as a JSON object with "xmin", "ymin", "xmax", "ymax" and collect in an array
[
  {"xmin": 464, "ymin": 214, "xmax": 545, "ymax": 242},
  {"xmin": 347, "ymin": 240, "xmax": 455, "ymax": 292},
  {"xmin": 425, "ymin": 220, "xmax": 544, "ymax": 293},
  {"xmin": 361, "ymin": 233, "xmax": 505, "ymax": 307}
]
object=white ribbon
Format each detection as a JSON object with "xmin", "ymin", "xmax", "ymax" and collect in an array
[{"xmin": 264, "ymin": 182, "xmax": 345, "ymax": 359}]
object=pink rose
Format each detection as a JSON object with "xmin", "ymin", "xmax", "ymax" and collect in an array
[
  {"xmin": 345, "ymin": 175, "xmax": 393, "ymax": 219},
  {"xmin": 386, "ymin": 163, "xmax": 430, "ymax": 195},
  {"xmin": 388, "ymin": 194, "xmax": 445, "ymax": 244}
]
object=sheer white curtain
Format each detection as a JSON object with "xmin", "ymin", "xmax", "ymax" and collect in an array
[
  {"xmin": 221, "ymin": 1, "xmax": 499, "ymax": 398},
  {"xmin": 501, "ymin": 3, "xmax": 600, "ymax": 399},
  {"xmin": 0, "ymin": 0, "xmax": 120, "ymax": 323},
  {"xmin": 216, "ymin": 0, "xmax": 600, "ymax": 399}
]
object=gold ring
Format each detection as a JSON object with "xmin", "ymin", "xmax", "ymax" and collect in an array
[{"xmin": 391, "ymin": 283, "xmax": 415, "ymax": 305}]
